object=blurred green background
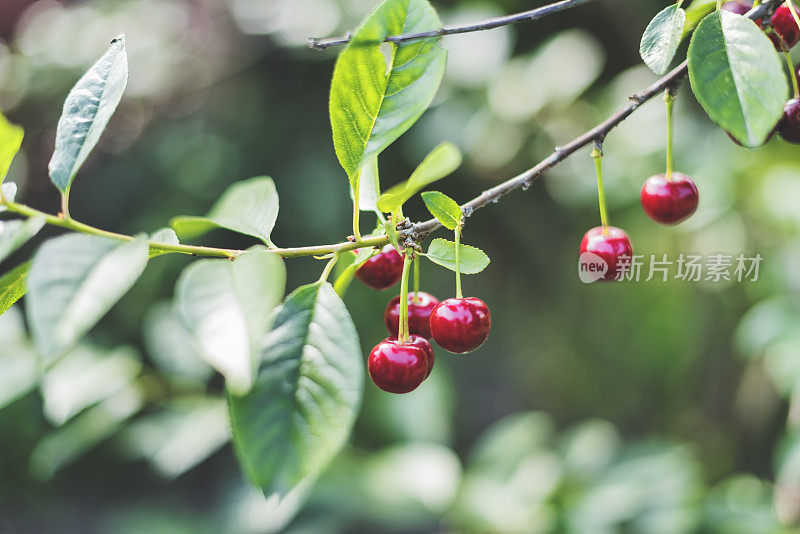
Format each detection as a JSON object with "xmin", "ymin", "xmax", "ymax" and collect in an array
[{"xmin": 2, "ymin": 0, "xmax": 800, "ymax": 532}]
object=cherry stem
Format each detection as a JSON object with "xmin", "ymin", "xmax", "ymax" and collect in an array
[
  {"xmin": 318, "ymin": 254, "xmax": 339, "ymax": 283},
  {"xmin": 398, "ymin": 250, "xmax": 413, "ymax": 344},
  {"xmin": 784, "ymin": 49, "xmax": 800, "ymax": 98},
  {"xmin": 412, "ymin": 255, "xmax": 420, "ymax": 304},
  {"xmin": 786, "ymin": 1, "xmax": 800, "ymax": 34},
  {"xmin": 455, "ymin": 220, "xmax": 464, "ymax": 299},
  {"xmin": 664, "ymin": 90, "xmax": 675, "ymax": 181},
  {"xmin": 591, "ymin": 143, "xmax": 610, "ymax": 234}
]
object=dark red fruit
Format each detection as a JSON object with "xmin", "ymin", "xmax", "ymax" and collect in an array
[
  {"xmin": 368, "ymin": 337, "xmax": 429, "ymax": 394},
  {"xmin": 770, "ymin": 5, "xmax": 800, "ymax": 50},
  {"xmin": 384, "ymin": 292, "xmax": 439, "ymax": 339},
  {"xmin": 778, "ymin": 98, "xmax": 800, "ymax": 144},
  {"xmin": 640, "ymin": 173, "xmax": 699, "ymax": 226},
  {"xmin": 402, "ymin": 334, "xmax": 435, "ymax": 377},
  {"xmin": 355, "ymin": 245, "xmax": 403, "ymax": 290},
  {"xmin": 721, "ymin": 0, "xmax": 752, "ymax": 15},
  {"xmin": 429, "ymin": 298, "xmax": 491, "ymax": 354},
  {"xmin": 578, "ymin": 227, "xmax": 633, "ymax": 282}
]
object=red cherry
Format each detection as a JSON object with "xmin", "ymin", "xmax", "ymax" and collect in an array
[
  {"xmin": 384, "ymin": 292, "xmax": 439, "ymax": 339},
  {"xmin": 355, "ymin": 245, "xmax": 404, "ymax": 290},
  {"xmin": 721, "ymin": 0, "xmax": 752, "ymax": 15},
  {"xmin": 396, "ymin": 334, "xmax": 435, "ymax": 377},
  {"xmin": 778, "ymin": 98, "xmax": 800, "ymax": 144},
  {"xmin": 368, "ymin": 338, "xmax": 429, "ymax": 394},
  {"xmin": 770, "ymin": 5, "xmax": 800, "ymax": 50},
  {"xmin": 640, "ymin": 173, "xmax": 699, "ymax": 226},
  {"xmin": 429, "ymin": 298, "xmax": 491, "ymax": 354},
  {"xmin": 579, "ymin": 227, "xmax": 633, "ymax": 282}
]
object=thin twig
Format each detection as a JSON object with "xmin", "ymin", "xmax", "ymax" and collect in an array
[
  {"xmin": 406, "ymin": 0, "xmax": 781, "ymax": 240},
  {"xmin": 308, "ymin": 0, "xmax": 596, "ymax": 50}
]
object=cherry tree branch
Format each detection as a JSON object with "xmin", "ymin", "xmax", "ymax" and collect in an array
[
  {"xmin": 406, "ymin": 0, "xmax": 782, "ymax": 241},
  {"xmin": 308, "ymin": 0, "xmax": 597, "ymax": 50}
]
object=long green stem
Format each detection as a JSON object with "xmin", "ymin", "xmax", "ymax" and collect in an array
[
  {"xmin": 351, "ymin": 172, "xmax": 362, "ymax": 241},
  {"xmin": 591, "ymin": 145, "xmax": 610, "ymax": 234},
  {"xmin": 785, "ymin": 50, "xmax": 800, "ymax": 98},
  {"xmin": 454, "ymin": 222, "xmax": 463, "ymax": 299},
  {"xmin": 398, "ymin": 251, "xmax": 412, "ymax": 344},
  {"xmin": 412, "ymin": 255, "xmax": 420, "ymax": 303},
  {"xmin": 664, "ymin": 90, "xmax": 675, "ymax": 180},
  {"xmin": 319, "ymin": 254, "xmax": 339, "ymax": 282}
]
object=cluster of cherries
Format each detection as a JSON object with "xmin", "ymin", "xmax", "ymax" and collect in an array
[
  {"xmin": 723, "ymin": 1, "xmax": 800, "ymax": 143},
  {"xmin": 581, "ymin": 1, "xmax": 800, "ymax": 282},
  {"xmin": 354, "ymin": 245, "xmax": 491, "ymax": 394}
]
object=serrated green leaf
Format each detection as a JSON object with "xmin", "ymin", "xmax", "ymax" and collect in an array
[
  {"xmin": 0, "ymin": 110, "xmax": 24, "ymax": 184},
  {"xmin": 48, "ymin": 36, "xmax": 128, "ymax": 193},
  {"xmin": 175, "ymin": 249, "xmax": 286, "ymax": 395},
  {"xmin": 171, "ymin": 176, "xmax": 279, "ymax": 246},
  {"xmin": 0, "ymin": 262, "xmax": 30, "ymax": 317},
  {"xmin": 228, "ymin": 281, "xmax": 363, "ymax": 497},
  {"xmin": 426, "ymin": 238, "xmax": 490, "ymax": 274},
  {"xmin": 640, "ymin": 5, "xmax": 687, "ymax": 75},
  {"xmin": 421, "ymin": 191, "xmax": 462, "ymax": 230},
  {"xmin": 330, "ymin": 0, "xmax": 447, "ymax": 181},
  {"xmin": 0, "ymin": 217, "xmax": 45, "ymax": 263},
  {"xmin": 376, "ymin": 142, "xmax": 462, "ymax": 213},
  {"xmin": 26, "ymin": 234, "xmax": 149, "ymax": 361},
  {"xmin": 688, "ymin": 11, "xmax": 787, "ymax": 147}
]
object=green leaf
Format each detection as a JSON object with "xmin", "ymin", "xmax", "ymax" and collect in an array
[
  {"xmin": 0, "ymin": 308, "xmax": 38, "ymax": 409},
  {"xmin": 149, "ymin": 227, "xmax": 179, "ymax": 258},
  {"xmin": 682, "ymin": 0, "xmax": 717, "ymax": 38},
  {"xmin": 352, "ymin": 155, "xmax": 381, "ymax": 213},
  {"xmin": 0, "ymin": 110, "xmax": 24, "ymax": 183},
  {"xmin": 688, "ymin": 11, "xmax": 787, "ymax": 147},
  {"xmin": 0, "ymin": 262, "xmax": 31, "ymax": 317},
  {"xmin": 171, "ymin": 177, "xmax": 279, "ymax": 245},
  {"xmin": 332, "ymin": 247, "xmax": 378, "ymax": 296},
  {"xmin": 426, "ymin": 238, "xmax": 490, "ymax": 274},
  {"xmin": 421, "ymin": 191, "xmax": 462, "ymax": 230},
  {"xmin": 26, "ymin": 234, "xmax": 149, "ymax": 360},
  {"xmin": 376, "ymin": 142, "xmax": 462, "ymax": 214},
  {"xmin": 0, "ymin": 217, "xmax": 45, "ymax": 263},
  {"xmin": 640, "ymin": 5, "xmax": 687, "ymax": 75},
  {"xmin": 48, "ymin": 36, "xmax": 128, "ymax": 193},
  {"xmin": 175, "ymin": 249, "xmax": 286, "ymax": 395},
  {"xmin": 329, "ymin": 0, "xmax": 447, "ymax": 180},
  {"xmin": 228, "ymin": 281, "xmax": 363, "ymax": 497}
]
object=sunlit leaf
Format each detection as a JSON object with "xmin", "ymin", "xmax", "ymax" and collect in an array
[
  {"xmin": 640, "ymin": 5, "xmax": 686, "ymax": 75},
  {"xmin": 426, "ymin": 238, "xmax": 490, "ymax": 274},
  {"xmin": 0, "ymin": 110, "xmax": 24, "ymax": 183},
  {"xmin": 0, "ymin": 217, "xmax": 45, "ymax": 263},
  {"xmin": 0, "ymin": 262, "xmax": 31, "ymax": 317},
  {"xmin": 49, "ymin": 36, "xmax": 128, "ymax": 193},
  {"xmin": 421, "ymin": 191, "xmax": 462, "ymax": 230}
]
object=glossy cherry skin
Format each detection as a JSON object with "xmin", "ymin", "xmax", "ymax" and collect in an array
[
  {"xmin": 384, "ymin": 292, "xmax": 439, "ymax": 339},
  {"xmin": 770, "ymin": 5, "xmax": 800, "ymax": 50},
  {"xmin": 355, "ymin": 245, "xmax": 404, "ymax": 290},
  {"xmin": 429, "ymin": 298, "xmax": 491, "ymax": 354},
  {"xmin": 778, "ymin": 98, "xmax": 800, "ymax": 144},
  {"xmin": 368, "ymin": 337, "xmax": 430, "ymax": 394},
  {"xmin": 640, "ymin": 173, "xmax": 699, "ymax": 226},
  {"xmin": 579, "ymin": 227, "xmax": 633, "ymax": 282},
  {"xmin": 721, "ymin": 0, "xmax": 752, "ymax": 15},
  {"xmin": 398, "ymin": 334, "xmax": 435, "ymax": 377}
]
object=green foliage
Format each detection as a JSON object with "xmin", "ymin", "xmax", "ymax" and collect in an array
[
  {"xmin": 640, "ymin": 4, "xmax": 686, "ymax": 75},
  {"xmin": 148, "ymin": 228, "xmax": 180, "ymax": 258},
  {"xmin": 421, "ymin": 191, "xmax": 462, "ymax": 230},
  {"xmin": 0, "ymin": 110, "xmax": 24, "ymax": 183},
  {"xmin": 0, "ymin": 308, "xmax": 38, "ymax": 409},
  {"xmin": 688, "ymin": 11, "xmax": 787, "ymax": 148},
  {"xmin": 26, "ymin": 234, "xmax": 149, "ymax": 361},
  {"xmin": 682, "ymin": 0, "xmax": 717, "ymax": 38},
  {"xmin": 426, "ymin": 238, "xmax": 490, "ymax": 274},
  {"xmin": 376, "ymin": 142, "xmax": 462, "ymax": 214},
  {"xmin": 0, "ymin": 262, "xmax": 31, "ymax": 317},
  {"xmin": 175, "ymin": 249, "xmax": 286, "ymax": 395},
  {"xmin": 329, "ymin": 0, "xmax": 447, "ymax": 181},
  {"xmin": 48, "ymin": 36, "xmax": 128, "ymax": 194},
  {"xmin": 171, "ymin": 177, "xmax": 279, "ymax": 245},
  {"xmin": 0, "ymin": 217, "xmax": 45, "ymax": 264},
  {"xmin": 353, "ymin": 155, "xmax": 381, "ymax": 213},
  {"xmin": 228, "ymin": 282, "xmax": 363, "ymax": 498}
]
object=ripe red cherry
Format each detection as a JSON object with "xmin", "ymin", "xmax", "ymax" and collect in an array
[
  {"xmin": 640, "ymin": 173, "xmax": 699, "ymax": 225},
  {"xmin": 778, "ymin": 98, "xmax": 800, "ymax": 144},
  {"xmin": 368, "ymin": 337, "xmax": 430, "ymax": 394},
  {"xmin": 402, "ymin": 334, "xmax": 435, "ymax": 377},
  {"xmin": 429, "ymin": 298, "xmax": 491, "ymax": 354},
  {"xmin": 579, "ymin": 227, "xmax": 633, "ymax": 282},
  {"xmin": 384, "ymin": 292, "xmax": 439, "ymax": 339},
  {"xmin": 770, "ymin": 5, "xmax": 800, "ymax": 50},
  {"xmin": 721, "ymin": 0, "xmax": 752, "ymax": 15},
  {"xmin": 355, "ymin": 245, "xmax": 403, "ymax": 290}
]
